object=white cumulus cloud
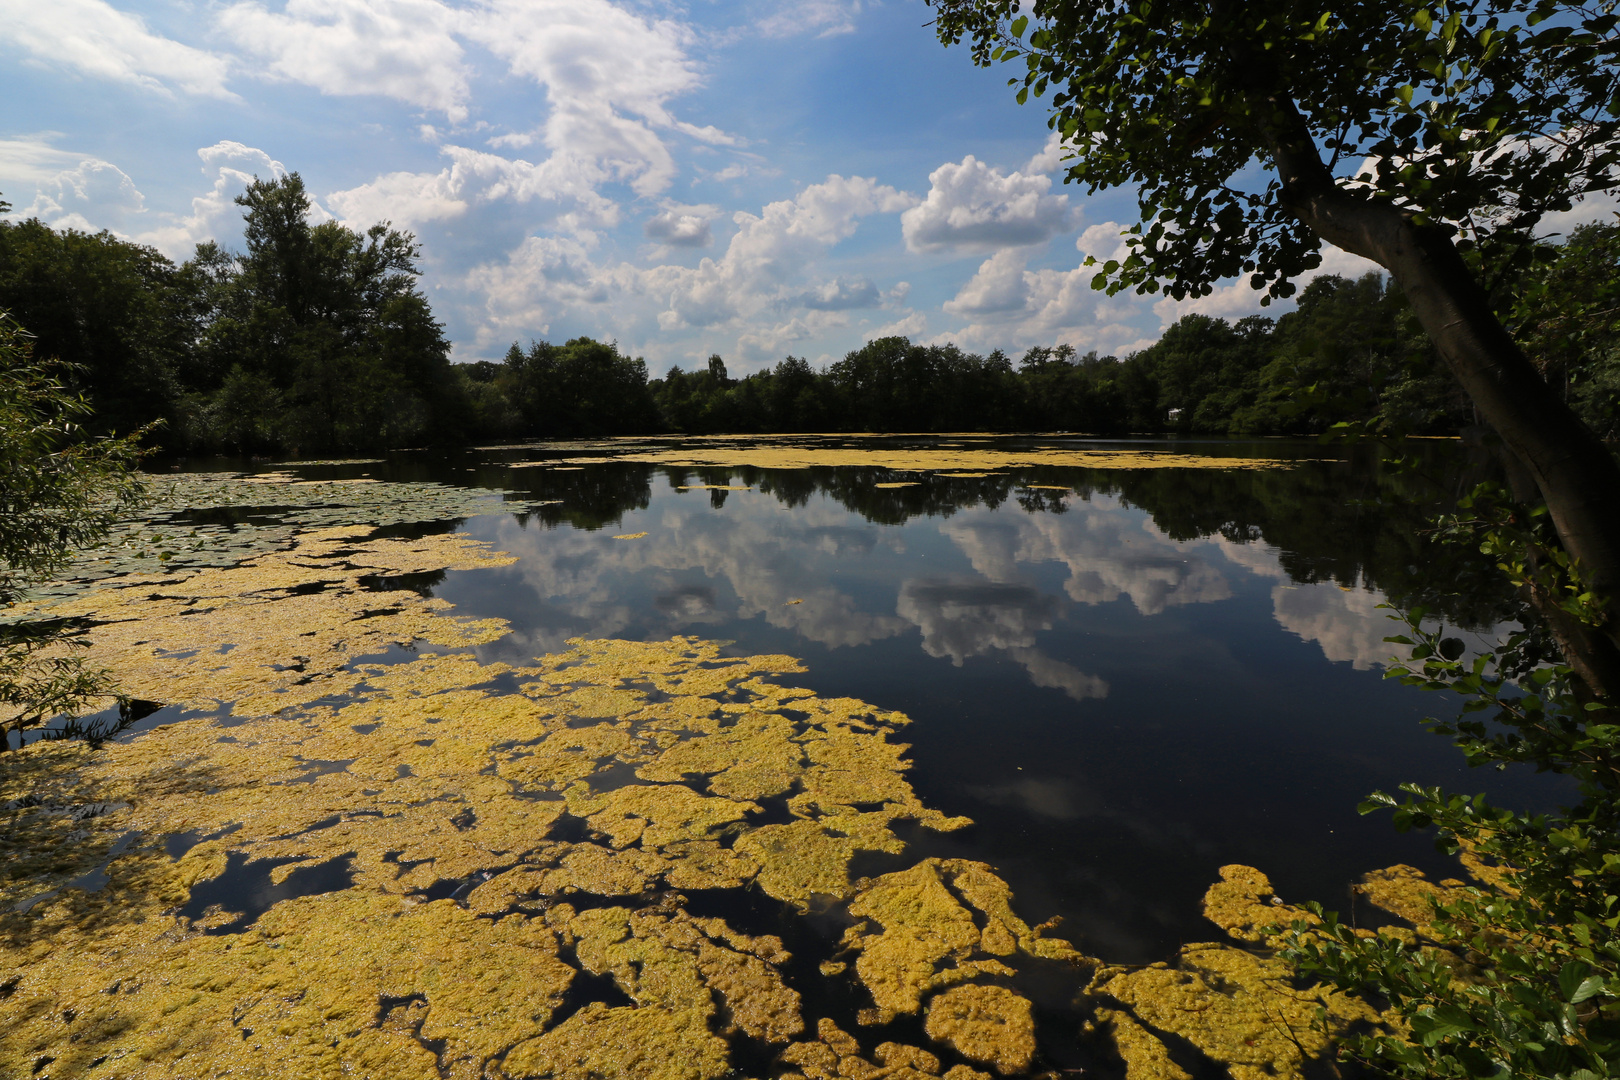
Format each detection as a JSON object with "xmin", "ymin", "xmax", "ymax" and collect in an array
[
  {"xmin": 24, "ymin": 158, "xmax": 146, "ymax": 232},
  {"xmin": 0, "ymin": 0, "xmax": 233, "ymax": 98},
  {"xmin": 462, "ymin": 174, "xmax": 915, "ymax": 361},
  {"xmin": 217, "ymin": 0, "xmax": 467, "ymax": 118},
  {"xmin": 135, "ymin": 142, "xmax": 289, "ymax": 257},
  {"xmin": 902, "ymin": 153, "xmax": 1075, "ymax": 254},
  {"xmin": 643, "ymin": 203, "xmax": 719, "ymax": 247}
]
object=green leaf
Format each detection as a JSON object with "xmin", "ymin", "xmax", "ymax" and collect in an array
[
  {"xmin": 1010, "ymin": 14, "xmax": 1028, "ymax": 38},
  {"xmin": 1560, "ymin": 960, "xmax": 1593, "ymax": 1000},
  {"xmin": 1572, "ymin": 975, "xmax": 1605, "ymax": 1004}
]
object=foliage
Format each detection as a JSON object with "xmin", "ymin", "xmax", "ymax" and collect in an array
[
  {"xmin": 626, "ymin": 277, "xmax": 1462, "ymax": 436},
  {"xmin": 928, "ymin": 0, "xmax": 1620, "ymax": 306},
  {"xmin": 0, "ymin": 217, "xmax": 194, "ymax": 436},
  {"xmin": 1283, "ymin": 485, "xmax": 1620, "ymax": 1079},
  {"xmin": 1511, "ymin": 218, "xmax": 1620, "ymax": 440},
  {"xmin": 0, "ymin": 175, "xmax": 470, "ymax": 455},
  {"xmin": 0, "ymin": 177, "xmax": 1470, "ymax": 443},
  {"xmin": 182, "ymin": 174, "xmax": 465, "ymax": 453},
  {"xmin": 0, "ymin": 311, "xmax": 145, "ymax": 748},
  {"xmin": 494, "ymin": 336, "xmax": 661, "ymax": 437}
]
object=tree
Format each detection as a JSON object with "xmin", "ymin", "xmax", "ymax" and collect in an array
[
  {"xmin": 0, "ymin": 311, "xmax": 145, "ymax": 750},
  {"xmin": 929, "ymin": 0, "xmax": 1620, "ymax": 696},
  {"xmin": 0, "ymin": 218, "xmax": 191, "ymax": 436},
  {"xmin": 502, "ymin": 337, "xmax": 659, "ymax": 437},
  {"xmin": 1515, "ymin": 218, "xmax": 1620, "ymax": 440},
  {"xmin": 190, "ymin": 173, "xmax": 466, "ymax": 452}
]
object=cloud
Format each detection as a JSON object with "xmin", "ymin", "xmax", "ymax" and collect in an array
[
  {"xmin": 897, "ymin": 578, "xmax": 1060, "ymax": 663},
  {"xmin": 896, "ymin": 577, "xmax": 1107, "ymax": 700},
  {"xmin": 901, "ymin": 154, "xmax": 1075, "ymax": 254},
  {"xmin": 943, "ymin": 249, "xmax": 1029, "ymax": 316},
  {"xmin": 933, "ymin": 245, "xmax": 1158, "ymax": 358},
  {"xmin": 754, "ymin": 0, "xmax": 862, "ymax": 38},
  {"xmin": 965, "ymin": 776, "xmax": 1084, "ymax": 820},
  {"xmin": 938, "ymin": 502, "xmax": 1233, "ymax": 616},
  {"xmin": 487, "ymin": 493, "xmax": 908, "ymax": 654},
  {"xmin": 464, "ymin": 234, "xmax": 614, "ymax": 339},
  {"xmin": 221, "ymin": 0, "xmax": 728, "ymax": 216},
  {"xmin": 0, "ymin": 137, "xmax": 95, "ymax": 187},
  {"xmin": 0, "ymin": 0, "xmax": 233, "ymax": 98},
  {"xmin": 218, "ymin": 0, "xmax": 467, "ymax": 117},
  {"xmin": 735, "ymin": 312, "xmax": 849, "ymax": 359},
  {"xmin": 1006, "ymin": 647, "xmax": 1110, "ymax": 701},
  {"xmin": 1537, "ymin": 188, "xmax": 1620, "ymax": 240},
  {"xmin": 326, "ymin": 168, "xmax": 468, "ymax": 229},
  {"xmin": 328, "ymin": 141, "xmax": 627, "ymax": 237},
  {"xmin": 1151, "ymin": 242, "xmax": 1381, "ymax": 328},
  {"xmin": 1076, "ymin": 221, "xmax": 1131, "ymax": 265},
  {"xmin": 0, "ymin": 138, "xmax": 147, "ymax": 232},
  {"xmin": 627, "ymin": 175, "xmax": 912, "ymax": 351},
  {"xmin": 1209, "ymin": 536, "xmax": 1414, "ymax": 670},
  {"xmin": 135, "ymin": 142, "xmax": 288, "ymax": 257},
  {"xmin": 24, "ymin": 158, "xmax": 146, "ymax": 232},
  {"xmin": 463, "ymin": 0, "xmax": 719, "ymax": 197},
  {"xmin": 644, "ymin": 204, "xmax": 718, "ymax": 247},
  {"xmin": 799, "ymin": 276, "xmax": 880, "ymax": 310},
  {"xmin": 866, "ymin": 311, "xmax": 928, "ymax": 341},
  {"xmin": 1269, "ymin": 582, "xmax": 1405, "ymax": 670},
  {"xmin": 1023, "ymin": 131, "xmax": 1075, "ymax": 175}
]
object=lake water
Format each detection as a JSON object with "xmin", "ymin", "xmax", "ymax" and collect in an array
[
  {"xmin": 11, "ymin": 432, "xmax": 1580, "ymax": 1078},
  {"xmin": 259, "ymin": 434, "xmax": 1564, "ymax": 965}
]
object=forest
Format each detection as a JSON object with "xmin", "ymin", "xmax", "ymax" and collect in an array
[{"xmin": 6, "ymin": 172, "xmax": 1616, "ymax": 453}]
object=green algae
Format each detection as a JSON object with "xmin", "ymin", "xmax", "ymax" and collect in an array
[
  {"xmin": 0, "ymin": 505, "xmax": 1055, "ymax": 1077},
  {"xmin": 0, "ymin": 469, "xmax": 1410, "ymax": 1080}
]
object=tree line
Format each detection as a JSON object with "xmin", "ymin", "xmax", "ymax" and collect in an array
[
  {"xmin": 0, "ymin": 175, "xmax": 463, "ymax": 455},
  {"xmin": 3, "ymin": 176, "xmax": 1616, "ymax": 450},
  {"xmin": 401, "ymin": 228, "xmax": 1620, "ymax": 442}
]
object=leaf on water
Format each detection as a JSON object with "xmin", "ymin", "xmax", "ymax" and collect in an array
[{"xmin": 612, "ymin": 532, "xmax": 649, "ymax": 539}]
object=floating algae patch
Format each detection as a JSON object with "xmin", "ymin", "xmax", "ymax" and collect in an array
[
  {"xmin": 840, "ymin": 859, "xmax": 1084, "ymax": 1025},
  {"xmin": 1, "ymin": 601, "xmax": 1089, "ymax": 1077},
  {"xmin": 1090, "ymin": 945, "xmax": 1382, "ymax": 1080},
  {"xmin": 0, "ymin": 470, "xmax": 1390, "ymax": 1077},
  {"xmin": 276, "ymin": 458, "xmax": 385, "ymax": 466},
  {"xmin": 1074, "ymin": 863, "xmax": 1409, "ymax": 1080},
  {"xmin": 13, "ymin": 469, "xmax": 556, "ymax": 607},
  {"xmin": 505, "ymin": 437, "xmax": 1304, "ymax": 472},
  {"xmin": 779, "ymin": 1017, "xmax": 993, "ymax": 1080},
  {"xmin": 16, "ymin": 525, "xmax": 515, "ymax": 715}
]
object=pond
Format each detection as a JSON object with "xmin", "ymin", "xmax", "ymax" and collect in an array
[
  {"xmin": 433, "ymin": 435, "xmax": 1564, "ymax": 957},
  {"xmin": 1, "ymin": 434, "xmax": 1569, "ymax": 1080}
]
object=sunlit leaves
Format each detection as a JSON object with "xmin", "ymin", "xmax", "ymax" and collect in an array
[
  {"xmin": 927, "ymin": 0, "xmax": 1620, "ymax": 308},
  {"xmin": 1279, "ymin": 481, "xmax": 1620, "ymax": 1078}
]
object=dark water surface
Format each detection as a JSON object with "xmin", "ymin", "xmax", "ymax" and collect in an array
[{"xmin": 189, "ymin": 436, "xmax": 1573, "ymax": 966}]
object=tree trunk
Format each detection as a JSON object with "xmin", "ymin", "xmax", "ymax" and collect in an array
[{"xmin": 1264, "ymin": 97, "xmax": 1620, "ymax": 699}]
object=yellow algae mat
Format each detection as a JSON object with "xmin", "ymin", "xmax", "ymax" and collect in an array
[
  {"xmin": 497, "ymin": 434, "xmax": 1304, "ymax": 473},
  {"xmin": 2, "ymin": 476, "xmax": 1415, "ymax": 1079}
]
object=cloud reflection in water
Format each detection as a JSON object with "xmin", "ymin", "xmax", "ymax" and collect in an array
[{"xmin": 476, "ymin": 480, "xmax": 1422, "ymax": 697}]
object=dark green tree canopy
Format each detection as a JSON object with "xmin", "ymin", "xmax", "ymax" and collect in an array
[{"xmin": 932, "ymin": 0, "xmax": 1620, "ymax": 301}]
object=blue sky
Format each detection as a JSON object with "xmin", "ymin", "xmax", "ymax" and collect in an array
[{"xmin": 0, "ymin": 0, "xmax": 1424, "ymax": 371}]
